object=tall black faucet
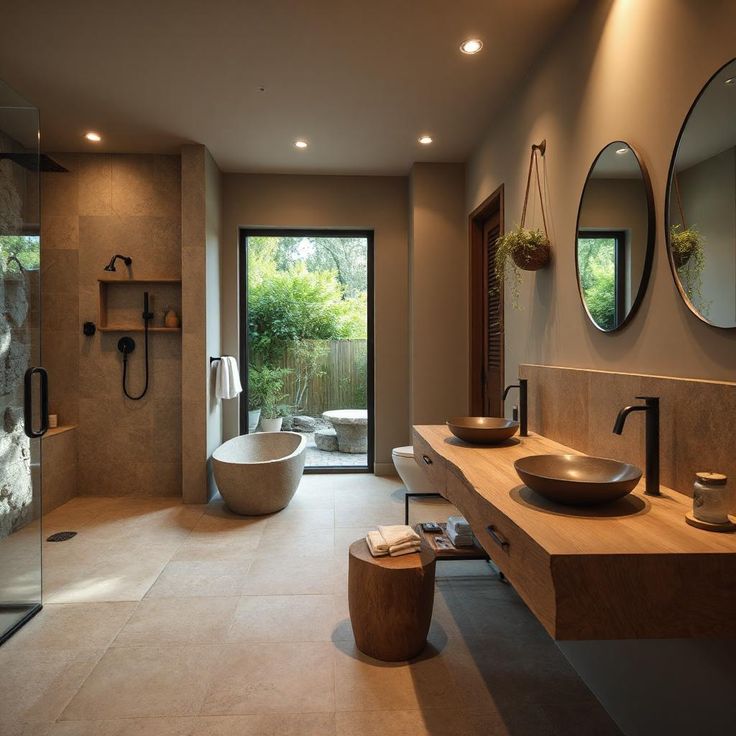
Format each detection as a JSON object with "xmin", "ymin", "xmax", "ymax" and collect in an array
[
  {"xmin": 502, "ymin": 378, "xmax": 528, "ymax": 436},
  {"xmin": 612, "ymin": 396, "xmax": 660, "ymax": 496}
]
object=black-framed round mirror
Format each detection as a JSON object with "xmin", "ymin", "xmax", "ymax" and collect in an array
[
  {"xmin": 666, "ymin": 58, "xmax": 736, "ymax": 329},
  {"xmin": 575, "ymin": 141, "xmax": 655, "ymax": 332}
]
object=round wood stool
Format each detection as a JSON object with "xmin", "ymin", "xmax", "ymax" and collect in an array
[{"xmin": 348, "ymin": 539, "xmax": 436, "ymax": 661}]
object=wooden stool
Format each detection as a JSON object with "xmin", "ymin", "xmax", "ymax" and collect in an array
[{"xmin": 348, "ymin": 539, "xmax": 436, "ymax": 661}]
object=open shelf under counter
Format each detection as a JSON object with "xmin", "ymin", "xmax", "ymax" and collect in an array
[
  {"xmin": 413, "ymin": 424, "xmax": 736, "ymax": 640},
  {"xmin": 97, "ymin": 277, "xmax": 182, "ymax": 333}
]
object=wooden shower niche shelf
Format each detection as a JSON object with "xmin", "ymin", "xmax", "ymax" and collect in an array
[
  {"xmin": 97, "ymin": 278, "xmax": 182, "ymax": 333},
  {"xmin": 413, "ymin": 424, "xmax": 736, "ymax": 641}
]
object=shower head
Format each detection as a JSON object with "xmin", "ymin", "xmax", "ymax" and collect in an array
[{"xmin": 104, "ymin": 254, "xmax": 132, "ymax": 272}]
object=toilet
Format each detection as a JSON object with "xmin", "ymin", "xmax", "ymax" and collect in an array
[{"xmin": 392, "ymin": 446, "xmax": 435, "ymax": 492}]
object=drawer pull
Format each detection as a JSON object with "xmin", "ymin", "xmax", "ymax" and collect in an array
[
  {"xmin": 422, "ymin": 455, "xmax": 433, "ymax": 465},
  {"xmin": 487, "ymin": 525, "xmax": 509, "ymax": 551}
]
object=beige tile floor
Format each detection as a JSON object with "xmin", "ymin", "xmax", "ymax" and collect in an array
[{"xmin": 0, "ymin": 474, "xmax": 622, "ymax": 735}]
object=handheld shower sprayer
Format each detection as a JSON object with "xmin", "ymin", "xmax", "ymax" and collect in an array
[
  {"xmin": 118, "ymin": 291, "xmax": 153, "ymax": 400},
  {"xmin": 104, "ymin": 254, "xmax": 132, "ymax": 272}
]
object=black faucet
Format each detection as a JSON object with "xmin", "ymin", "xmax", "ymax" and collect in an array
[
  {"xmin": 612, "ymin": 396, "xmax": 660, "ymax": 496},
  {"xmin": 502, "ymin": 378, "xmax": 528, "ymax": 436}
]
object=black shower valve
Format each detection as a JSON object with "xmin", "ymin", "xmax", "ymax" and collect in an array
[{"xmin": 82, "ymin": 321, "xmax": 96, "ymax": 336}]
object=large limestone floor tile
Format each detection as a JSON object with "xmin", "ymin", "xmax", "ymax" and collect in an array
[
  {"xmin": 114, "ymin": 596, "xmax": 239, "ymax": 646},
  {"xmin": 335, "ymin": 709, "xmax": 508, "ymax": 736},
  {"xmin": 0, "ymin": 648, "xmax": 103, "ymax": 724},
  {"xmin": 60, "ymin": 644, "xmax": 224, "ymax": 720},
  {"xmin": 43, "ymin": 543, "xmax": 176, "ymax": 603},
  {"xmin": 170, "ymin": 534, "xmax": 261, "ymax": 562},
  {"xmin": 333, "ymin": 640, "xmax": 462, "ymax": 712},
  {"xmin": 1, "ymin": 602, "xmax": 136, "ymax": 651},
  {"xmin": 225, "ymin": 594, "xmax": 339, "ymax": 643},
  {"xmin": 241, "ymin": 555, "xmax": 338, "ymax": 595},
  {"xmin": 145, "ymin": 560, "xmax": 253, "ymax": 598},
  {"xmin": 200, "ymin": 641, "xmax": 335, "ymax": 715},
  {"xmin": 254, "ymin": 526, "xmax": 336, "ymax": 558},
  {"xmin": 39, "ymin": 714, "xmax": 337, "ymax": 736},
  {"xmin": 262, "ymin": 506, "xmax": 335, "ymax": 533}
]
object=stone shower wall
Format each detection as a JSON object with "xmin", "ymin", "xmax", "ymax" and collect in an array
[{"xmin": 42, "ymin": 153, "xmax": 182, "ymax": 497}]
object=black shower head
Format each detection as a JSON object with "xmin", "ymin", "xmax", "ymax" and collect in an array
[{"xmin": 104, "ymin": 254, "xmax": 132, "ymax": 272}]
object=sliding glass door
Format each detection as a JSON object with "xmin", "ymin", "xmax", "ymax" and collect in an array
[{"xmin": 240, "ymin": 230, "xmax": 373, "ymax": 472}]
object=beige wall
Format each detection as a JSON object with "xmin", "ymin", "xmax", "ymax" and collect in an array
[
  {"xmin": 42, "ymin": 153, "xmax": 182, "ymax": 497},
  {"xmin": 181, "ymin": 144, "xmax": 223, "ymax": 503},
  {"xmin": 205, "ymin": 149, "xmax": 223, "ymax": 486},
  {"xmin": 409, "ymin": 163, "xmax": 468, "ymax": 423},
  {"xmin": 467, "ymin": 0, "xmax": 736, "ymax": 387},
  {"xmin": 221, "ymin": 173, "xmax": 409, "ymax": 471}
]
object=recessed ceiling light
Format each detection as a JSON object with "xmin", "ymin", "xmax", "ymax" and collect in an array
[
  {"xmin": 84, "ymin": 131, "xmax": 101, "ymax": 142},
  {"xmin": 460, "ymin": 38, "xmax": 483, "ymax": 55},
  {"xmin": 615, "ymin": 147, "xmax": 629, "ymax": 155},
  {"xmin": 725, "ymin": 77, "xmax": 735, "ymax": 86},
  {"xmin": 418, "ymin": 135, "xmax": 433, "ymax": 145},
  {"xmin": 294, "ymin": 140, "xmax": 308, "ymax": 149}
]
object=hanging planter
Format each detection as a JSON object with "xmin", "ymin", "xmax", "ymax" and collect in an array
[{"xmin": 495, "ymin": 140, "xmax": 551, "ymax": 308}]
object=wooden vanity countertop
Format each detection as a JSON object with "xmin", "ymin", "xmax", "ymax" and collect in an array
[{"xmin": 413, "ymin": 424, "xmax": 736, "ymax": 639}]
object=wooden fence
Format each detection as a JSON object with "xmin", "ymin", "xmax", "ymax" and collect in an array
[{"xmin": 259, "ymin": 339, "xmax": 368, "ymax": 416}]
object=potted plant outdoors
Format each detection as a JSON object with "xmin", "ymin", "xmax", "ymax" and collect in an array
[
  {"xmin": 258, "ymin": 365, "xmax": 292, "ymax": 432},
  {"xmin": 247, "ymin": 365, "xmax": 264, "ymax": 433},
  {"xmin": 494, "ymin": 226, "xmax": 551, "ymax": 309}
]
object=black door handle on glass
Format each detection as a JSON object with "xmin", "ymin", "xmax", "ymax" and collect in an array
[{"xmin": 23, "ymin": 367, "xmax": 49, "ymax": 438}]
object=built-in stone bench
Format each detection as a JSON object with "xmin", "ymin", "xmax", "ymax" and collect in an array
[
  {"xmin": 322, "ymin": 409, "xmax": 368, "ymax": 453},
  {"xmin": 314, "ymin": 428, "xmax": 338, "ymax": 452}
]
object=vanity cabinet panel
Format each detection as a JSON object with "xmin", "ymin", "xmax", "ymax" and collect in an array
[{"xmin": 412, "ymin": 431, "xmax": 447, "ymax": 494}]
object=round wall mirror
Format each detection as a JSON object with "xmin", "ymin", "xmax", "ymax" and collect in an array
[
  {"xmin": 667, "ymin": 58, "xmax": 736, "ymax": 329},
  {"xmin": 575, "ymin": 141, "xmax": 655, "ymax": 332}
]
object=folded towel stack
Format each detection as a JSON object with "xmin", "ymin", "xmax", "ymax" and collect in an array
[
  {"xmin": 447, "ymin": 516, "xmax": 474, "ymax": 548},
  {"xmin": 365, "ymin": 525, "xmax": 422, "ymax": 557}
]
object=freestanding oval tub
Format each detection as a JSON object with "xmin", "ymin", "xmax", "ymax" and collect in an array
[{"xmin": 212, "ymin": 432, "xmax": 307, "ymax": 515}]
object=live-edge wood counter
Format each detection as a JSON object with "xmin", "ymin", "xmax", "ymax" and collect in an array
[{"xmin": 413, "ymin": 425, "xmax": 736, "ymax": 640}]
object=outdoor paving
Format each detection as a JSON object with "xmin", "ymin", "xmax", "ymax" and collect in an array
[{"xmin": 303, "ymin": 432, "xmax": 368, "ymax": 468}]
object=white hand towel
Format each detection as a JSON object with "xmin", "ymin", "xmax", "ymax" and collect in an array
[
  {"xmin": 366, "ymin": 530, "xmax": 388, "ymax": 557},
  {"xmin": 215, "ymin": 357, "xmax": 243, "ymax": 400},
  {"xmin": 378, "ymin": 525, "xmax": 420, "ymax": 548},
  {"xmin": 390, "ymin": 541, "xmax": 421, "ymax": 557}
]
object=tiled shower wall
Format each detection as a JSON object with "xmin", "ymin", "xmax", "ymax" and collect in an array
[
  {"xmin": 42, "ymin": 153, "xmax": 182, "ymax": 496},
  {"xmin": 520, "ymin": 364, "xmax": 736, "ymax": 510}
]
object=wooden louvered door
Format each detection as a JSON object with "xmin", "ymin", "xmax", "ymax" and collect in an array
[
  {"xmin": 469, "ymin": 186, "xmax": 504, "ymax": 417},
  {"xmin": 482, "ymin": 215, "xmax": 503, "ymax": 415}
]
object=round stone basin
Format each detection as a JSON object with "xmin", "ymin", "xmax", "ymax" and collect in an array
[
  {"xmin": 322, "ymin": 409, "xmax": 368, "ymax": 453},
  {"xmin": 514, "ymin": 454, "xmax": 642, "ymax": 506}
]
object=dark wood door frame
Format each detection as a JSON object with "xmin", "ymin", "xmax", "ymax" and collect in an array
[{"xmin": 469, "ymin": 185, "xmax": 504, "ymax": 417}]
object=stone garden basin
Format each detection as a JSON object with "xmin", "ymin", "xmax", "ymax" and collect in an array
[{"xmin": 322, "ymin": 409, "xmax": 368, "ymax": 453}]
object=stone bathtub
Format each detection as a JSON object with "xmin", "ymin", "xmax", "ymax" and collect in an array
[{"xmin": 212, "ymin": 432, "xmax": 307, "ymax": 515}]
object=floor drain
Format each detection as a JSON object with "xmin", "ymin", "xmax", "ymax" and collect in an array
[{"xmin": 46, "ymin": 531, "xmax": 77, "ymax": 542}]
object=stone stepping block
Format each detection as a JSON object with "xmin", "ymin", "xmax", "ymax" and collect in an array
[{"xmin": 314, "ymin": 428, "xmax": 339, "ymax": 452}]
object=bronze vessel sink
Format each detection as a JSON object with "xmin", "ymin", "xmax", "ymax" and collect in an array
[
  {"xmin": 514, "ymin": 454, "xmax": 642, "ymax": 506},
  {"xmin": 446, "ymin": 417, "xmax": 519, "ymax": 445}
]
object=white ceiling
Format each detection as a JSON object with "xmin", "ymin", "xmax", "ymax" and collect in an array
[{"xmin": 0, "ymin": 0, "xmax": 579, "ymax": 174}]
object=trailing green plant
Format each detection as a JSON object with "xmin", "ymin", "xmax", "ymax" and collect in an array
[
  {"xmin": 248, "ymin": 364, "xmax": 291, "ymax": 418},
  {"xmin": 494, "ymin": 227, "xmax": 550, "ymax": 309},
  {"xmin": 670, "ymin": 224, "xmax": 709, "ymax": 315}
]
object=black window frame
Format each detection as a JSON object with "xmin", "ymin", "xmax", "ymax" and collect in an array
[
  {"xmin": 238, "ymin": 227, "xmax": 375, "ymax": 474},
  {"xmin": 576, "ymin": 229, "xmax": 627, "ymax": 328}
]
